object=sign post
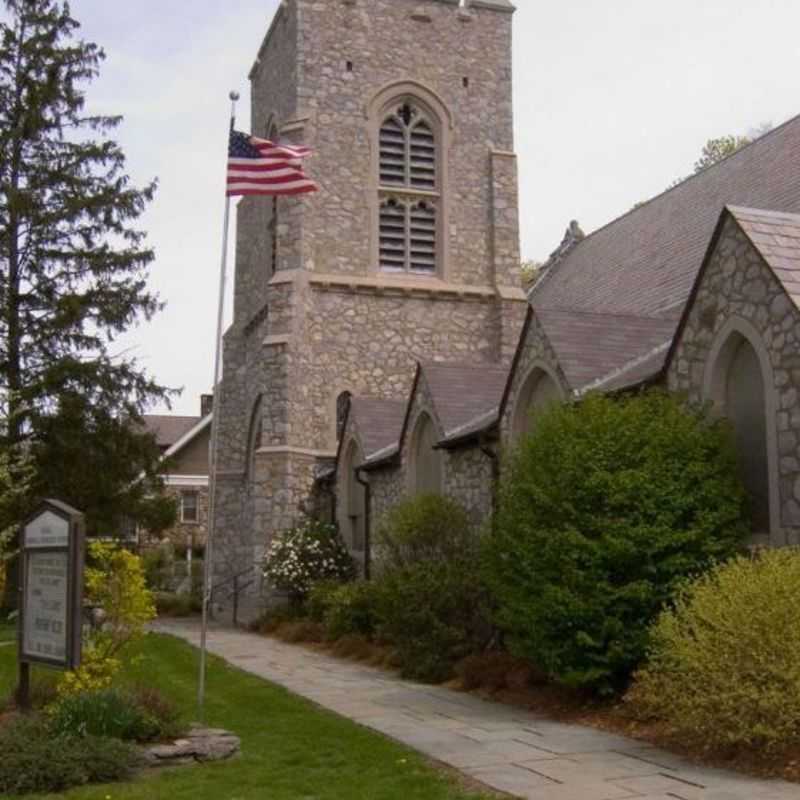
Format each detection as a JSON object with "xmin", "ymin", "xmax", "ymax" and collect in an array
[{"xmin": 17, "ymin": 499, "xmax": 85, "ymax": 710}]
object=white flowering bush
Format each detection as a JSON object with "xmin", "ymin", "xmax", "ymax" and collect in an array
[{"xmin": 262, "ymin": 518, "xmax": 355, "ymax": 601}]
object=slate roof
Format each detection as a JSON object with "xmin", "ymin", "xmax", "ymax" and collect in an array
[
  {"xmin": 728, "ymin": 205, "xmax": 800, "ymax": 308},
  {"xmin": 535, "ymin": 308, "xmax": 678, "ymax": 391},
  {"xmin": 420, "ymin": 362, "xmax": 509, "ymax": 438},
  {"xmin": 142, "ymin": 415, "xmax": 201, "ymax": 449},
  {"xmin": 530, "ymin": 114, "xmax": 800, "ymax": 389},
  {"xmin": 349, "ymin": 397, "xmax": 407, "ymax": 460},
  {"xmin": 534, "ymin": 115, "xmax": 800, "ymax": 318}
]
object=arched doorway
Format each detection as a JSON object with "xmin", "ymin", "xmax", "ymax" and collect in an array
[
  {"xmin": 708, "ymin": 330, "xmax": 771, "ymax": 534},
  {"xmin": 512, "ymin": 366, "xmax": 562, "ymax": 438}
]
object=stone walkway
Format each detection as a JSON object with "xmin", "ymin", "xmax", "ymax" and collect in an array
[{"xmin": 156, "ymin": 620, "xmax": 799, "ymax": 800}]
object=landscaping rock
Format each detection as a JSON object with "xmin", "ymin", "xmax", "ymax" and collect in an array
[{"xmin": 143, "ymin": 727, "xmax": 240, "ymax": 768}]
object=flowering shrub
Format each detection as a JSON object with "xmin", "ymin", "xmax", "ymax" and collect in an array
[
  {"xmin": 262, "ymin": 518, "xmax": 355, "ymax": 601},
  {"xmin": 59, "ymin": 541, "xmax": 155, "ymax": 696},
  {"xmin": 627, "ymin": 548, "xmax": 800, "ymax": 750}
]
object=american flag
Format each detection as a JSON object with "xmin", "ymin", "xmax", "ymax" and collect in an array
[{"xmin": 227, "ymin": 130, "xmax": 318, "ymax": 196}]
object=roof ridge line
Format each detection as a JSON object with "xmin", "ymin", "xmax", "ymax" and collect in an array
[{"xmin": 535, "ymin": 112, "xmax": 800, "ymax": 265}]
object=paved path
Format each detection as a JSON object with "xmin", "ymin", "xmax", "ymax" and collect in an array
[{"xmin": 157, "ymin": 619, "xmax": 799, "ymax": 800}]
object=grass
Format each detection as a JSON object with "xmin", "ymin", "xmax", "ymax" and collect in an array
[
  {"xmin": 0, "ymin": 634, "xmax": 498, "ymax": 800},
  {"xmin": 0, "ymin": 619, "xmax": 15, "ymax": 643}
]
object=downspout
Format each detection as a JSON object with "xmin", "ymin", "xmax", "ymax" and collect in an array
[{"xmin": 355, "ymin": 468, "xmax": 371, "ymax": 580}]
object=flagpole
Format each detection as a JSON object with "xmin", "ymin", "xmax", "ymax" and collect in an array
[{"xmin": 198, "ymin": 90, "xmax": 239, "ymax": 722}]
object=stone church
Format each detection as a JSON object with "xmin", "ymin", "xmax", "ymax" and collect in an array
[{"xmin": 213, "ymin": 0, "xmax": 800, "ymax": 599}]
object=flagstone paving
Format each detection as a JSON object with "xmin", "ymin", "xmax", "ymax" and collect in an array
[{"xmin": 157, "ymin": 620, "xmax": 799, "ymax": 800}]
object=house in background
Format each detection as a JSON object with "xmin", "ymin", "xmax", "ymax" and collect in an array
[{"xmin": 141, "ymin": 394, "xmax": 213, "ymax": 556}]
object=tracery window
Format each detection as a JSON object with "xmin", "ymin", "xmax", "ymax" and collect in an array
[{"xmin": 378, "ymin": 101, "xmax": 439, "ymax": 275}]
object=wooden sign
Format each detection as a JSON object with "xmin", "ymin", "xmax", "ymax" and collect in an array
[{"xmin": 18, "ymin": 500, "xmax": 85, "ymax": 705}]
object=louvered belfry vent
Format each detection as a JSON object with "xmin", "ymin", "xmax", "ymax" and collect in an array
[
  {"xmin": 378, "ymin": 101, "xmax": 439, "ymax": 275},
  {"xmin": 409, "ymin": 121, "xmax": 436, "ymax": 189},
  {"xmin": 379, "ymin": 117, "xmax": 405, "ymax": 186},
  {"xmin": 409, "ymin": 201, "xmax": 436, "ymax": 272},
  {"xmin": 379, "ymin": 199, "xmax": 406, "ymax": 272}
]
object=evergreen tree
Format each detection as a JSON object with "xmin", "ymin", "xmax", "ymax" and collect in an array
[{"xmin": 0, "ymin": 0, "xmax": 174, "ymax": 553}]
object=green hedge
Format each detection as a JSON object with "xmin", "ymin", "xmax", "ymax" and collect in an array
[{"xmin": 485, "ymin": 391, "xmax": 748, "ymax": 694}]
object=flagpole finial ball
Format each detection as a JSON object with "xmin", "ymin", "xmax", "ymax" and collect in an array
[{"xmin": 229, "ymin": 91, "xmax": 240, "ymax": 102}]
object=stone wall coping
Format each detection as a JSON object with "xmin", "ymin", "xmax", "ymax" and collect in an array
[
  {"xmin": 268, "ymin": 269, "xmax": 299, "ymax": 286},
  {"xmin": 263, "ymin": 335, "xmax": 291, "ymax": 347},
  {"xmin": 280, "ymin": 117, "xmax": 309, "ymax": 134},
  {"xmin": 495, "ymin": 285, "xmax": 527, "ymax": 301},
  {"xmin": 255, "ymin": 446, "xmax": 337, "ymax": 459},
  {"xmin": 308, "ymin": 272, "xmax": 501, "ymax": 300},
  {"xmin": 163, "ymin": 475, "xmax": 209, "ymax": 487},
  {"xmin": 470, "ymin": 0, "xmax": 516, "ymax": 13}
]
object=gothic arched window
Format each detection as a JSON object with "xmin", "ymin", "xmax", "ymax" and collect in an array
[
  {"xmin": 708, "ymin": 330, "xmax": 772, "ymax": 534},
  {"xmin": 512, "ymin": 367, "xmax": 562, "ymax": 439},
  {"xmin": 378, "ymin": 101, "xmax": 439, "ymax": 275},
  {"xmin": 410, "ymin": 413, "xmax": 442, "ymax": 495}
]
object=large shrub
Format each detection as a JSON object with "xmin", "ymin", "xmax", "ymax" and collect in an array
[
  {"xmin": 375, "ymin": 493, "xmax": 474, "ymax": 570},
  {"xmin": 485, "ymin": 391, "xmax": 748, "ymax": 694},
  {"xmin": 374, "ymin": 558, "xmax": 490, "ymax": 682},
  {"xmin": 0, "ymin": 715, "xmax": 137, "ymax": 796},
  {"xmin": 627, "ymin": 548, "xmax": 800, "ymax": 750},
  {"xmin": 309, "ymin": 580, "xmax": 378, "ymax": 640},
  {"xmin": 262, "ymin": 517, "xmax": 355, "ymax": 602},
  {"xmin": 367, "ymin": 494, "xmax": 489, "ymax": 682}
]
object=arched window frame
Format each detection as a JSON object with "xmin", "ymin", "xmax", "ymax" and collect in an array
[
  {"xmin": 367, "ymin": 81, "xmax": 452, "ymax": 281},
  {"xmin": 408, "ymin": 411, "xmax": 443, "ymax": 496},
  {"xmin": 338, "ymin": 436, "xmax": 367, "ymax": 556},
  {"xmin": 510, "ymin": 362, "xmax": 564, "ymax": 439},
  {"xmin": 703, "ymin": 316, "xmax": 781, "ymax": 542},
  {"xmin": 245, "ymin": 396, "xmax": 264, "ymax": 488}
]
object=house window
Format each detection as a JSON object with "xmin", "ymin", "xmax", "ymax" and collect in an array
[
  {"xmin": 181, "ymin": 491, "xmax": 198, "ymax": 524},
  {"xmin": 378, "ymin": 101, "xmax": 439, "ymax": 275}
]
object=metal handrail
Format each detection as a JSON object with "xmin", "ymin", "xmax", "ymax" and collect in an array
[
  {"xmin": 209, "ymin": 565, "xmax": 256, "ymax": 594},
  {"xmin": 208, "ymin": 565, "xmax": 258, "ymax": 627}
]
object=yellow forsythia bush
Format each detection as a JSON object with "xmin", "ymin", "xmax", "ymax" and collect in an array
[
  {"xmin": 627, "ymin": 548, "xmax": 800, "ymax": 751},
  {"xmin": 59, "ymin": 541, "xmax": 155, "ymax": 696}
]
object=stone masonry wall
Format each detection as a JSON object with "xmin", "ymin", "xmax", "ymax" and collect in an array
[
  {"xmin": 499, "ymin": 310, "xmax": 573, "ymax": 444},
  {"xmin": 212, "ymin": 0, "xmax": 524, "ymax": 596},
  {"xmin": 301, "ymin": 287, "xmax": 503, "ymax": 452},
  {"xmin": 295, "ymin": 0, "xmax": 516, "ymax": 287},
  {"xmin": 443, "ymin": 446, "xmax": 494, "ymax": 528},
  {"xmin": 364, "ymin": 369, "xmax": 494, "ymax": 532},
  {"xmin": 668, "ymin": 218, "xmax": 800, "ymax": 546}
]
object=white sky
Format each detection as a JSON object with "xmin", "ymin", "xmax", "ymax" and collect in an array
[{"xmin": 66, "ymin": 0, "xmax": 800, "ymax": 416}]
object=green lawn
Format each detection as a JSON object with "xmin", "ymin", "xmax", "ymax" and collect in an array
[
  {"xmin": 0, "ymin": 620, "xmax": 14, "ymax": 643},
  {"xmin": 0, "ymin": 634, "xmax": 497, "ymax": 800}
]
